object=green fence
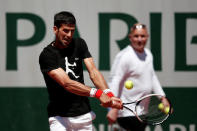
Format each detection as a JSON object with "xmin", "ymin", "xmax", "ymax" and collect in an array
[{"xmin": 0, "ymin": 88, "xmax": 196, "ymax": 131}]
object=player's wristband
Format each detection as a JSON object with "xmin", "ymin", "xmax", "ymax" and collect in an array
[
  {"xmin": 90, "ymin": 88, "xmax": 103, "ymax": 99},
  {"xmin": 90, "ymin": 88, "xmax": 97, "ymax": 97},
  {"xmin": 95, "ymin": 89, "xmax": 103, "ymax": 99},
  {"xmin": 103, "ymin": 89, "xmax": 114, "ymax": 97}
]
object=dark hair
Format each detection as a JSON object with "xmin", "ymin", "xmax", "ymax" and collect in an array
[{"xmin": 54, "ymin": 11, "xmax": 76, "ymax": 28}]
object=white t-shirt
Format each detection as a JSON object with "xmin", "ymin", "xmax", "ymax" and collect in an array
[{"xmin": 108, "ymin": 45, "xmax": 165, "ymax": 117}]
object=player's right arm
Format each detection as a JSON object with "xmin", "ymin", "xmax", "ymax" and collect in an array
[
  {"xmin": 47, "ymin": 68, "xmax": 121, "ymax": 108},
  {"xmin": 48, "ymin": 68, "xmax": 91, "ymax": 96},
  {"xmin": 84, "ymin": 57, "xmax": 123, "ymax": 109}
]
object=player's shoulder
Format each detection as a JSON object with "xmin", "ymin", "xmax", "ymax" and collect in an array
[
  {"xmin": 72, "ymin": 37, "xmax": 88, "ymax": 48},
  {"xmin": 40, "ymin": 42, "xmax": 57, "ymax": 57},
  {"xmin": 73, "ymin": 37, "xmax": 86, "ymax": 44},
  {"xmin": 42, "ymin": 44, "xmax": 54, "ymax": 53}
]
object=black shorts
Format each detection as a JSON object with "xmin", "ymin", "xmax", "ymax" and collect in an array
[{"xmin": 117, "ymin": 116, "xmax": 147, "ymax": 131}]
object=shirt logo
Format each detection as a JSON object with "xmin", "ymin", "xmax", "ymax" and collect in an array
[
  {"xmin": 75, "ymin": 57, "xmax": 79, "ymax": 60},
  {"xmin": 65, "ymin": 57, "xmax": 79, "ymax": 79}
]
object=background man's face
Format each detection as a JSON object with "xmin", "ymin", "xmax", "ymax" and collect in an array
[{"xmin": 129, "ymin": 28, "xmax": 149, "ymax": 53}]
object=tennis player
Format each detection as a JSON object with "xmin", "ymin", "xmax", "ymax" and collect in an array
[
  {"xmin": 106, "ymin": 23, "xmax": 167, "ymax": 131},
  {"xmin": 39, "ymin": 11, "xmax": 122, "ymax": 131}
]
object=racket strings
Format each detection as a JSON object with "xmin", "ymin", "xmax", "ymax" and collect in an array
[{"xmin": 136, "ymin": 95, "xmax": 169, "ymax": 125}]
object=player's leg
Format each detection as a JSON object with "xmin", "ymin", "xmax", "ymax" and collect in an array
[
  {"xmin": 72, "ymin": 121, "xmax": 94, "ymax": 131},
  {"xmin": 69, "ymin": 111, "xmax": 96, "ymax": 131},
  {"xmin": 49, "ymin": 116, "xmax": 71, "ymax": 131}
]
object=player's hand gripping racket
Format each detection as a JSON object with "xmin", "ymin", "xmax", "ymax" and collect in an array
[{"xmin": 123, "ymin": 94, "xmax": 172, "ymax": 125}]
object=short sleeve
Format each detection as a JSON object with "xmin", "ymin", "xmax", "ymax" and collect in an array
[
  {"xmin": 39, "ymin": 49, "xmax": 59, "ymax": 73},
  {"xmin": 79, "ymin": 38, "xmax": 92, "ymax": 59}
]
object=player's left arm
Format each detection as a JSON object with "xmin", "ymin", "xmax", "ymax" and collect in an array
[
  {"xmin": 84, "ymin": 57, "xmax": 108, "ymax": 90},
  {"xmin": 84, "ymin": 57, "xmax": 123, "ymax": 108}
]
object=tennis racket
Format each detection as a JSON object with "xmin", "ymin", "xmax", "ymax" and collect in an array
[{"xmin": 123, "ymin": 94, "xmax": 172, "ymax": 125}]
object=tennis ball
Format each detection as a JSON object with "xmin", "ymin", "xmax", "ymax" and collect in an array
[
  {"xmin": 124, "ymin": 80, "xmax": 133, "ymax": 89},
  {"xmin": 158, "ymin": 103, "xmax": 164, "ymax": 110},
  {"xmin": 164, "ymin": 107, "xmax": 170, "ymax": 114}
]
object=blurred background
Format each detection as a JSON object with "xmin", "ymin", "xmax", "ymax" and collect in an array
[{"xmin": 0, "ymin": 0, "xmax": 197, "ymax": 130}]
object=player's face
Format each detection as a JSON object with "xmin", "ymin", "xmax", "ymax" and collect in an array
[
  {"xmin": 54, "ymin": 24, "xmax": 75, "ymax": 48},
  {"xmin": 129, "ymin": 28, "xmax": 148, "ymax": 53}
]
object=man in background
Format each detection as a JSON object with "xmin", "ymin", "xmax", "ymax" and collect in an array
[{"xmin": 107, "ymin": 23, "xmax": 167, "ymax": 131}]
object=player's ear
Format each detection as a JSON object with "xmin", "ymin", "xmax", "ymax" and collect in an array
[{"xmin": 53, "ymin": 26, "xmax": 58, "ymax": 34}]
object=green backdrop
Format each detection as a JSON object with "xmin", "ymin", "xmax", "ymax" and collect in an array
[{"xmin": 0, "ymin": 88, "xmax": 196, "ymax": 131}]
